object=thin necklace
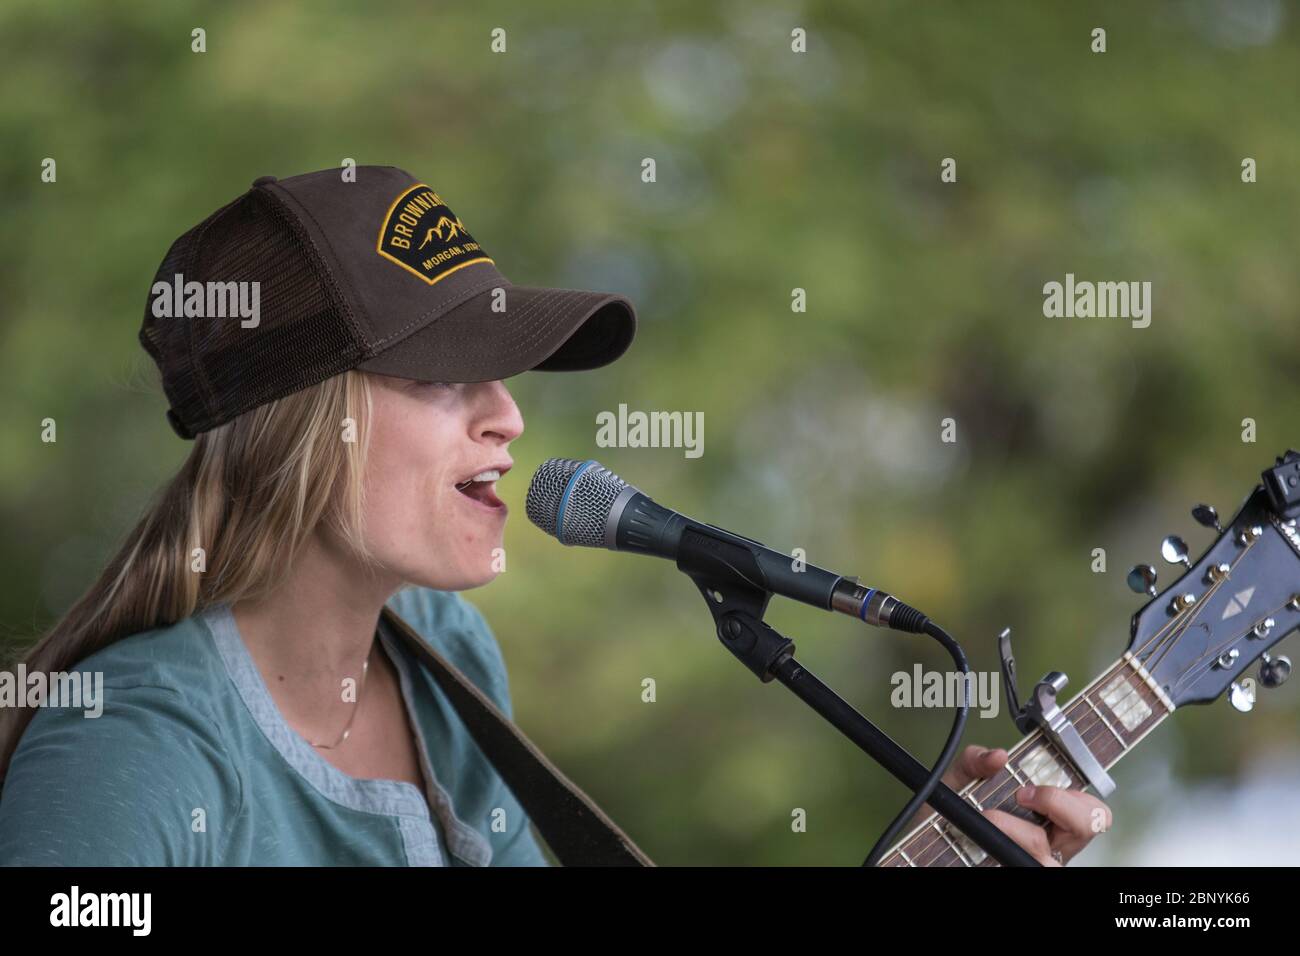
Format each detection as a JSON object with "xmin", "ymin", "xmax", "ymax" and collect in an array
[{"xmin": 310, "ymin": 643, "xmax": 373, "ymax": 750}]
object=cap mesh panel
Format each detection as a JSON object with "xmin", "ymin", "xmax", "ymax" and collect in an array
[{"xmin": 139, "ymin": 189, "xmax": 361, "ymax": 437}]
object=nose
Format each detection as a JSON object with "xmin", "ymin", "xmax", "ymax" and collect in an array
[{"xmin": 473, "ymin": 380, "xmax": 525, "ymax": 443}]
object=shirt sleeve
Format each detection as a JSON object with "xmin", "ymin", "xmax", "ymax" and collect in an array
[{"xmin": 0, "ymin": 682, "xmax": 242, "ymax": 866}]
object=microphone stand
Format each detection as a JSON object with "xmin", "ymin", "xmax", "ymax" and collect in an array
[{"xmin": 676, "ymin": 533, "xmax": 1039, "ymax": 868}]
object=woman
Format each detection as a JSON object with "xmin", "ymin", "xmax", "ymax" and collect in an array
[{"xmin": 0, "ymin": 166, "xmax": 1109, "ymax": 866}]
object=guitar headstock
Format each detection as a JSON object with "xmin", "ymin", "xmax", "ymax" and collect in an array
[{"xmin": 1126, "ymin": 451, "xmax": 1300, "ymax": 711}]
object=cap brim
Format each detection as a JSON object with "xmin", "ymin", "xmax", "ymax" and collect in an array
[{"xmin": 355, "ymin": 285, "xmax": 636, "ymax": 383}]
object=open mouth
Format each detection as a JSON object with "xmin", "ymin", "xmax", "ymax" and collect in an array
[{"xmin": 454, "ymin": 468, "xmax": 508, "ymax": 511}]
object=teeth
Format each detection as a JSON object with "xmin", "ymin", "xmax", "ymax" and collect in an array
[{"xmin": 457, "ymin": 469, "xmax": 501, "ymax": 489}]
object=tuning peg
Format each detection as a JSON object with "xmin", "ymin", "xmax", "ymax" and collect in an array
[
  {"xmin": 1192, "ymin": 504, "xmax": 1223, "ymax": 533},
  {"xmin": 1228, "ymin": 679, "xmax": 1256, "ymax": 713},
  {"xmin": 1252, "ymin": 617, "xmax": 1276, "ymax": 640},
  {"xmin": 1260, "ymin": 653, "xmax": 1292, "ymax": 689},
  {"xmin": 1160, "ymin": 535, "xmax": 1192, "ymax": 569},
  {"xmin": 1127, "ymin": 564, "xmax": 1158, "ymax": 597}
]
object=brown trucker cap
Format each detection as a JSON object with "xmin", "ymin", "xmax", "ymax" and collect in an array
[{"xmin": 139, "ymin": 165, "xmax": 637, "ymax": 439}]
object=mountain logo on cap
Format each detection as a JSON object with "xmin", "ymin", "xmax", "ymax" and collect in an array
[
  {"xmin": 417, "ymin": 216, "xmax": 466, "ymax": 249},
  {"xmin": 376, "ymin": 184, "xmax": 493, "ymax": 285}
]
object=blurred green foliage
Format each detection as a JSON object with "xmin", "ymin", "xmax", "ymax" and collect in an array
[{"xmin": 2, "ymin": 0, "xmax": 1298, "ymax": 865}]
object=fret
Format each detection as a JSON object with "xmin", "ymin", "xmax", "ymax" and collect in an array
[
  {"xmin": 1013, "ymin": 739, "xmax": 1080, "ymax": 790},
  {"xmin": 1123, "ymin": 650, "xmax": 1178, "ymax": 714},
  {"xmin": 1082, "ymin": 695, "xmax": 1126, "ymax": 749},
  {"xmin": 935, "ymin": 822, "xmax": 975, "ymax": 867},
  {"xmin": 876, "ymin": 656, "xmax": 1177, "ymax": 868},
  {"xmin": 1061, "ymin": 696, "xmax": 1123, "ymax": 772},
  {"xmin": 945, "ymin": 818, "xmax": 989, "ymax": 865},
  {"xmin": 970, "ymin": 769, "xmax": 1025, "ymax": 811},
  {"xmin": 881, "ymin": 773, "xmax": 1016, "ymax": 867},
  {"xmin": 1084, "ymin": 658, "xmax": 1173, "ymax": 762},
  {"xmin": 1101, "ymin": 692, "xmax": 1171, "ymax": 770},
  {"xmin": 908, "ymin": 821, "xmax": 961, "ymax": 867},
  {"xmin": 881, "ymin": 850, "xmax": 910, "ymax": 867},
  {"xmin": 1099, "ymin": 669, "xmax": 1155, "ymax": 733}
]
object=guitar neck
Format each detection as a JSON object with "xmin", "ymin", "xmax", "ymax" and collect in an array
[{"xmin": 879, "ymin": 653, "xmax": 1176, "ymax": 867}]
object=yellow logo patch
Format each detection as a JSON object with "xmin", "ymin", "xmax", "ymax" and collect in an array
[{"xmin": 376, "ymin": 184, "xmax": 493, "ymax": 285}]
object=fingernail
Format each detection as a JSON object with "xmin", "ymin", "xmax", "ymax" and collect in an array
[
  {"xmin": 980, "ymin": 748, "xmax": 992, "ymax": 758},
  {"xmin": 1017, "ymin": 785, "xmax": 1036, "ymax": 802}
]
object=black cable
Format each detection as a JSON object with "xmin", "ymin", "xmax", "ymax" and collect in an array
[{"xmin": 861, "ymin": 618, "xmax": 970, "ymax": 867}]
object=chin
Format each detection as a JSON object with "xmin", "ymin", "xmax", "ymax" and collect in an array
[
  {"xmin": 450, "ymin": 563, "xmax": 501, "ymax": 590},
  {"xmin": 406, "ymin": 560, "xmax": 501, "ymax": 593}
]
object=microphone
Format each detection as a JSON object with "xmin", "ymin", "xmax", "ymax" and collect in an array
[{"xmin": 524, "ymin": 458, "xmax": 930, "ymax": 632}]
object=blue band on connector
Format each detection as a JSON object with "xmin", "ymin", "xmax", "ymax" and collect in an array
[
  {"xmin": 555, "ymin": 460, "xmax": 598, "ymax": 543},
  {"xmin": 859, "ymin": 588, "xmax": 876, "ymax": 621}
]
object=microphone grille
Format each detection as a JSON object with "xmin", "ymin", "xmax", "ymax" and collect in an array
[{"xmin": 525, "ymin": 458, "xmax": 632, "ymax": 547}]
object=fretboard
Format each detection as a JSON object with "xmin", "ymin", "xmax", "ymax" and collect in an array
[{"xmin": 879, "ymin": 652, "xmax": 1175, "ymax": 867}]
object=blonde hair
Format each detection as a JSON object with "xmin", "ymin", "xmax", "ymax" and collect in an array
[{"xmin": 0, "ymin": 369, "xmax": 376, "ymax": 784}]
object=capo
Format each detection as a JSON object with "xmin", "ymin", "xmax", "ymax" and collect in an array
[{"xmin": 998, "ymin": 629, "xmax": 1118, "ymax": 798}]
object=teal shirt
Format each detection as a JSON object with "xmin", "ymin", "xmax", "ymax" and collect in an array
[{"xmin": 0, "ymin": 586, "xmax": 553, "ymax": 866}]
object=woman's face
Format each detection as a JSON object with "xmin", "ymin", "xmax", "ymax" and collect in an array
[{"xmin": 361, "ymin": 374, "xmax": 524, "ymax": 592}]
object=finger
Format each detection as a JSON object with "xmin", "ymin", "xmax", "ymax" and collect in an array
[
  {"xmin": 941, "ymin": 745, "xmax": 981, "ymax": 790},
  {"xmin": 1016, "ymin": 786, "xmax": 1113, "ymax": 860},
  {"xmin": 909, "ymin": 747, "xmax": 1013, "ymax": 831},
  {"xmin": 967, "ymin": 746, "xmax": 1010, "ymax": 781},
  {"xmin": 1016, "ymin": 785, "xmax": 1112, "ymax": 839},
  {"xmin": 950, "ymin": 745, "xmax": 1009, "ymax": 788},
  {"xmin": 980, "ymin": 808, "xmax": 1061, "ymax": 866},
  {"xmin": 1050, "ymin": 795, "xmax": 1113, "ymax": 862}
]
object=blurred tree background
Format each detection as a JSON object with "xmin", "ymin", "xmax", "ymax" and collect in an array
[{"xmin": 2, "ymin": 0, "xmax": 1298, "ymax": 865}]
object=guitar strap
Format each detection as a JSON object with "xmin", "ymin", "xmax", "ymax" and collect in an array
[{"xmin": 380, "ymin": 605, "xmax": 655, "ymax": 867}]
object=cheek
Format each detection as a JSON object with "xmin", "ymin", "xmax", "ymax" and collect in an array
[{"xmin": 362, "ymin": 452, "xmax": 442, "ymax": 552}]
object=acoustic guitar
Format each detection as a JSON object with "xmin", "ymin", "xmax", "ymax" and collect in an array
[{"xmin": 880, "ymin": 451, "xmax": 1300, "ymax": 866}]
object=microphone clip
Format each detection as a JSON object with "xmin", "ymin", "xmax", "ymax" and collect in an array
[{"xmin": 676, "ymin": 525, "xmax": 795, "ymax": 682}]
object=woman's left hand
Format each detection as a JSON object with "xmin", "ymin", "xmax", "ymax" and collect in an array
[{"xmin": 907, "ymin": 744, "xmax": 1113, "ymax": 865}]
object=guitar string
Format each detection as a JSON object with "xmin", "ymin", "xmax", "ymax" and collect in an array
[
  {"xmin": 1171, "ymin": 598, "xmax": 1290, "ymax": 693},
  {"xmin": 891, "ymin": 673, "xmax": 1153, "ymax": 866},
  {"xmin": 895, "ymin": 537, "xmax": 1272, "ymax": 866},
  {"xmin": 884, "ymin": 664, "xmax": 1146, "ymax": 865},
  {"xmin": 892, "ymin": 591, "xmax": 1211, "ymax": 864},
  {"xmin": 1144, "ymin": 562, "xmax": 1238, "ymax": 675},
  {"xmin": 1140, "ymin": 565, "xmax": 1239, "ymax": 677},
  {"xmin": 887, "ymin": 535, "xmax": 1267, "ymax": 865},
  {"xmin": 910, "ymin": 533, "xmax": 1266, "ymax": 863},
  {"xmin": 900, "ymin": 679, "xmax": 1173, "ymax": 866},
  {"xmin": 951, "ymin": 591, "xmax": 1281, "ymax": 867},
  {"xmin": 896, "ymin": 570, "xmax": 1235, "ymax": 866}
]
